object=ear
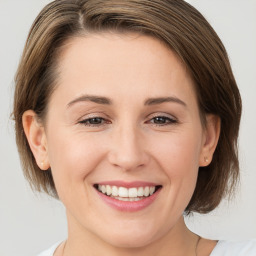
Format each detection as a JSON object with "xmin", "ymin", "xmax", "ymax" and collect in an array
[
  {"xmin": 199, "ymin": 114, "xmax": 221, "ymax": 167},
  {"xmin": 22, "ymin": 110, "xmax": 50, "ymax": 170}
]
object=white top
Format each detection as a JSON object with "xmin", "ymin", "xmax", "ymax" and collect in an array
[
  {"xmin": 38, "ymin": 240, "xmax": 256, "ymax": 256},
  {"xmin": 37, "ymin": 242, "xmax": 62, "ymax": 256},
  {"xmin": 210, "ymin": 240, "xmax": 256, "ymax": 255}
]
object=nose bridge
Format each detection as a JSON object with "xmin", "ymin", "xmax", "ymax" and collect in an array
[{"xmin": 108, "ymin": 120, "xmax": 148, "ymax": 171}]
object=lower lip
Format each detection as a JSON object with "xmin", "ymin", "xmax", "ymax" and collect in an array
[{"xmin": 95, "ymin": 188, "xmax": 161, "ymax": 212}]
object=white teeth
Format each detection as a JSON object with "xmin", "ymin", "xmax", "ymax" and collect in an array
[
  {"xmin": 97, "ymin": 185, "xmax": 157, "ymax": 199},
  {"xmin": 106, "ymin": 185, "xmax": 111, "ymax": 195},
  {"xmin": 137, "ymin": 187, "xmax": 144, "ymax": 196},
  {"xmin": 128, "ymin": 188, "xmax": 137, "ymax": 197},
  {"xmin": 112, "ymin": 186, "xmax": 118, "ymax": 196},
  {"xmin": 110, "ymin": 196, "xmax": 143, "ymax": 201},
  {"xmin": 101, "ymin": 185, "xmax": 106, "ymax": 194},
  {"xmin": 118, "ymin": 187, "xmax": 129, "ymax": 197},
  {"xmin": 144, "ymin": 186, "xmax": 150, "ymax": 197},
  {"xmin": 149, "ymin": 186, "xmax": 155, "ymax": 195}
]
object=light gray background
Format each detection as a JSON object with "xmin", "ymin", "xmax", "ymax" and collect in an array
[{"xmin": 0, "ymin": 1, "xmax": 255, "ymax": 255}]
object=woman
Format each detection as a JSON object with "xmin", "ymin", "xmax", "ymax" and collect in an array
[{"xmin": 13, "ymin": 0, "xmax": 256, "ymax": 255}]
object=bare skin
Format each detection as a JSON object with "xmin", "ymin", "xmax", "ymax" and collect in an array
[
  {"xmin": 197, "ymin": 239, "xmax": 218, "ymax": 256},
  {"xmin": 23, "ymin": 33, "xmax": 220, "ymax": 256},
  {"xmin": 53, "ymin": 220, "xmax": 218, "ymax": 256}
]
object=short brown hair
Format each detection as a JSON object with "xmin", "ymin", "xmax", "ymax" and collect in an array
[{"xmin": 13, "ymin": 0, "xmax": 242, "ymax": 213}]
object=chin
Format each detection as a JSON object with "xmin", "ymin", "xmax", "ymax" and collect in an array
[
  {"xmin": 107, "ymin": 235, "xmax": 154, "ymax": 249},
  {"xmin": 98, "ymin": 225, "xmax": 159, "ymax": 248}
]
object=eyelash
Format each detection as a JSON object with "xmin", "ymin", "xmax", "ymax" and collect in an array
[
  {"xmin": 78, "ymin": 117, "xmax": 110, "ymax": 127},
  {"xmin": 147, "ymin": 115, "xmax": 177, "ymax": 126},
  {"xmin": 78, "ymin": 115, "xmax": 177, "ymax": 127}
]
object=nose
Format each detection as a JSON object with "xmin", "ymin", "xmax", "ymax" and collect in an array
[{"xmin": 107, "ymin": 125, "xmax": 150, "ymax": 171}]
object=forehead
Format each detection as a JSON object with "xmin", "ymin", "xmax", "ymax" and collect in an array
[
  {"xmin": 52, "ymin": 32, "xmax": 197, "ymax": 106},
  {"xmin": 58, "ymin": 32, "xmax": 187, "ymax": 75}
]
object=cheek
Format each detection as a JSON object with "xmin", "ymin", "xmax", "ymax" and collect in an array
[
  {"xmin": 46, "ymin": 129, "xmax": 106, "ymax": 198},
  {"xmin": 150, "ymin": 129, "xmax": 202, "ymax": 182},
  {"xmin": 149, "ymin": 129, "xmax": 202, "ymax": 204},
  {"xmin": 155, "ymin": 131, "xmax": 202, "ymax": 211}
]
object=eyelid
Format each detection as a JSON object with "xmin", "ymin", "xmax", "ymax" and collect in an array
[
  {"xmin": 78, "ymin": 116, "xmax": 105, "ymax": 123},
  {"xmin": 147, "ymin": 112, "xmax": 177, "ymax": 120},
  {"xmin": 146, "ymin": 112, "xmax": 178, "ymax": 126},
  {"xmin": 78, "ymin": 117, "xmax": 111, "ymax": 129},
  {"xmin": 77, "ymin": 112, "xmax": 112, "ymax": 126},
  {"xmin": 77, "ymin": 111, "xmax": 110, "ymax": 121}
]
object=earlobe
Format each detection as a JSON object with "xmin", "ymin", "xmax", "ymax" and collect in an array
[
  {"xmin": 199, "ymin": 114, "xmax": 221, "ymax": 167},
  {"xmin": 22, "ymin": 110, "xmax": 50, "ymax": 170}
]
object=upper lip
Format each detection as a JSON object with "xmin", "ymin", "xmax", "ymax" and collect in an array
[{"xmin": 94, "ymin": 180, "xmax": 161, "ymax": 188}]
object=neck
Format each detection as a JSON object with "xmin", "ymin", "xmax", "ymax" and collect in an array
[{"xmin": 64, "ymin": 213, "xmax": 199, "ymax": 256}]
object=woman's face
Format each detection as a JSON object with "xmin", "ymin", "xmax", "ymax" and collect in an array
[{"xmin": 40, "ymin": 33, "xmax": 210, "ymax": 247}]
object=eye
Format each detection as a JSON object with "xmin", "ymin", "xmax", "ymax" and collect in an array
[
  {"xmin": 149, "ymin": 116, "xmax": 177, "ymax": 125},
  {"xmin": 78, "ymin": 117, "xmax": 109, "ymax": 126}
]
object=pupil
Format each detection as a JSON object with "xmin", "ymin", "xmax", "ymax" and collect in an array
[
  {"xmin": 90, "ymin": 118, "xmax": 102, "ymax": 124},
  {"xmin": 155, "ymin": 117, "xmax": 166, "ymax": 123}
]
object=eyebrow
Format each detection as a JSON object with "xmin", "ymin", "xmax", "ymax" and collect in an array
[
  {"xmin": 144, "ymin": 96, "xmax": 187, "ymax": 107},
  {"xmin": 67, "ymin": 95, "xmax": 112, "ymax": 107},
  {"xmin": 67, "ymin": 94, "xmax": 187, "ymax": 108}
]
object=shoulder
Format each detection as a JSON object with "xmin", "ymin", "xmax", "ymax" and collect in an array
[
  {"xmin": 210, "ymin": 240, "xmax": 256, "ymax": 256},
  {"xmin": 37, "ymin": 241, "xmax": 62, "ymax": 256}
]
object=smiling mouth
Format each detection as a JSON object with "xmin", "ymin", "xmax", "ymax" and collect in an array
[{"xmin": 94, "ymin": 184, "xmax": 162, "ymax": 201}]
